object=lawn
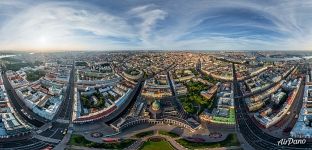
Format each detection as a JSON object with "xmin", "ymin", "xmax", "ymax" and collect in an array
[
  {"xmin": 211, "ymin": 108, "xmax": 236, "ymax": 124},
  {"xmin": 68, "ymin": 134, "xmax": 135, "ymax": 149},
  {"xmin": 140, "ymin": 140, "xmax": 174, "ymax": 150},
  {"xmin": 176, "ymin": 133, "xmax": 240, "ymax": 149}
]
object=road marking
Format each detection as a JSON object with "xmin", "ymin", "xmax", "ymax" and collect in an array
[
  {"xmin": 56, "ymin": 119, "xmax": 70, "ymax": 124},
  {"xmin": 49, "ymin": 128, "xmax": 60, "ymax": 138}
]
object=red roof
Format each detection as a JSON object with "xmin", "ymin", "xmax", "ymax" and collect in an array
[{"xmin": 74, "ymin": 105, "xmax": 117, "ymax": 122}]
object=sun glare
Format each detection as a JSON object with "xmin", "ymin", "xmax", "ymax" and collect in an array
[{"xmin": 39, "ymin": 36, "xmax": 48, "ymax": 45}]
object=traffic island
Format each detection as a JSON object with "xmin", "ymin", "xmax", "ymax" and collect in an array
[
  {"xmin": 133, "ymin": 131, "xmax": 154, "ymax": 138},
  {"xmin": 68, "ymin": 134, "xmax": 135, "ymax": 149},
  {"xmin": 158, "ymin": 130, "xmax": 179, "ymax": 138}
]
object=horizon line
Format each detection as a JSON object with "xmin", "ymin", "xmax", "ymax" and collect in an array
[{"xmin": 1, "ymin": 49, "xmax": 312, "ymax": 53}]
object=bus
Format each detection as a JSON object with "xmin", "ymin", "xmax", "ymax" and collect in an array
[{"xmin": 102, "ymin": 138, "xmax": 121, "ymax": 143}]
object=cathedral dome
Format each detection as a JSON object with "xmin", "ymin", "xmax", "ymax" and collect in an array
[{"xmin": 152, "ymin": 100, "xmax": 160, "ymax": 111}]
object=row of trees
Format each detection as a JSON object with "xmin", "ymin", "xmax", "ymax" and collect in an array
[
  {"xmin": 3, "ymin": 57, "xmax": 42, "ymax": 71},
  {"xmin": 81, "ymin": 92, "xmax": 106, "ymax": 109},
  {"xmin": 69, "ymin": 134, "xmax": 135, "ymax": 149},
  {"xmin": 180, "ymin": 81, "xmax": 214, "ymax": 114},
  {"xmin": 26, "ymin": 70, "xmax": 46, "ymax": 81}
]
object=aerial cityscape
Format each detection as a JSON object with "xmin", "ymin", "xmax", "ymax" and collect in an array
[{"xmin": 1, "ymin": 1, "xmax": 312, "ymax": 150}]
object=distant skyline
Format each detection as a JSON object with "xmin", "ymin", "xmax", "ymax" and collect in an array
[{"xmin": 1, "ymin": 0, "xmax": 312, "ymax": 51}]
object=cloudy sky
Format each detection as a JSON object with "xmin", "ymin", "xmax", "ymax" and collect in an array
[{"xmin": 0, "ymin": 0, "xmax": 312, "ymax": 51}]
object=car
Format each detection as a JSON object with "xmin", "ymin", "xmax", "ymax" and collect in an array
[{"xmin": 62, "ymin": 128, "xmax": 68, "ymax": 135}]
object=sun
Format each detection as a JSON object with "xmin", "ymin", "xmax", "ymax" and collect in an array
[
  {"xmin": 39, "ymin": 36, "xmax": 48, "ymax": 44},
  {"xmin": 36, "ymin": 35, "xmax": 52, "ymax": 50}
]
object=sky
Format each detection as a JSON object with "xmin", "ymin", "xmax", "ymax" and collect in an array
[{"xmin": 0, "ymin": 0, "xmax": 312, "ymax": 51}]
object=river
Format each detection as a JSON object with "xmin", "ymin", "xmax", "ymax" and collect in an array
[
  {"xmin": 0, "ymin": 55, "xmax": 16, "ymax": 59},
  {"xmin": 259, "ymin": 55, "xmax": 312, "ymax": 61}
]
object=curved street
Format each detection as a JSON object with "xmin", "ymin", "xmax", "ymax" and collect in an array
[{"xmin": 232, "ymin": 63, "xmax": 312, "ymax": 150}]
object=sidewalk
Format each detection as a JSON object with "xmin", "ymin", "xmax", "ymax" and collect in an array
[{"xmin": 236, "ymin": 132, "xmax": 254, "ymax": 150}]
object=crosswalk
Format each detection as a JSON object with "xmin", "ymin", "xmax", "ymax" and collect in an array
[{"xmin": 56, "ymin": 119, "xmax": 70, "ymax": 124}]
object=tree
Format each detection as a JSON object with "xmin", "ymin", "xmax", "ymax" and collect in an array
[{"xmin": 81, "ymin": 95, "xmax": 91, "ymax": 108}]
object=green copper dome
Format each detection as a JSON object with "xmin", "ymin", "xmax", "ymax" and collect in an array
[{"xmin": 152, "ymin": 100, "xmax": 160, "ymax": 111}]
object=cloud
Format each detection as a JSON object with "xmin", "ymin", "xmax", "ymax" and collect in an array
[
  {"xmin": 0, "ymin": 0, "xmax": 312, "ymax": 50},
  {"xmin": 157, "ymin": 0, "xmax": 312, "ymax": 50},
  {"xmin": 128, "ymin": 4, "xmax": 167, "ymax": 44},
  {"xmin": 0, "ymin": 1, "xmax": 137, "ymax": 50}
]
